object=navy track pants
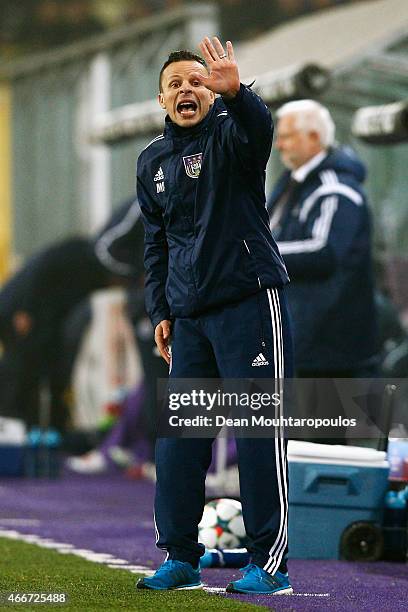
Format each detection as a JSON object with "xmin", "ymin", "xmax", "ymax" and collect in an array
[{"xmin": 154, "ymin": 287, "xmax": 293, "ymax": 573}]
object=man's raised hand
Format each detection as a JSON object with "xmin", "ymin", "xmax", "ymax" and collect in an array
[{"xmin": 194, "ymin": 37, "xmax": 240, "ymax": 100}]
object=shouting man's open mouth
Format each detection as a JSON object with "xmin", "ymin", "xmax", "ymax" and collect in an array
[{"xmin": 177, "ymin": 99, "xmax": 198, "ymax": 119}]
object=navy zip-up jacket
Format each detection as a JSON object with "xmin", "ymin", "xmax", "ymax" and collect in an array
[
  {"xmin": 137, "ymin": 84, "xmax": 289, "ymax": 329},
  {"xmin": 268, "ymin": 147, "xmax": 378, "ymax": 370}
]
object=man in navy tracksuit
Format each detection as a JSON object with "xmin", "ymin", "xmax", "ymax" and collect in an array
[
  {"xmin": 268, "ymin": 100, "xmax": 377, "ymax": 376},
  {"xmin": 136, "ymin": 37, "xmax": 293, "ymax": 595},
  {"xmin": 268, "ymin": 100, "xmax": 378, "ymax": 443}
]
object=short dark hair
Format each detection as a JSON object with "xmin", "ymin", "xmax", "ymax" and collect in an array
[{"xmin": 159, "ymin": 50, "xmax": 207, "ymax": 92}]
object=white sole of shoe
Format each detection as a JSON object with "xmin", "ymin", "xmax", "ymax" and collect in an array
[
  {"xmin": 174, "ymin": 584, "xmax": 203, "ymax": 590},
  {"xmin": 273, "ymin": 587, "xmax": 294, "ymax": 595},
  {"xmin": 227, "ymin": 586, "xmax": 294, "ymax": 595}
]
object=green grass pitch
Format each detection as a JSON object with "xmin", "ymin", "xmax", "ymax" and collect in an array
[{"xmin": 0, "ymin": 537, "xmax": 267, "ymax": 611}]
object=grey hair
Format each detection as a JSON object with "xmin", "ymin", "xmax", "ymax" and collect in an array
[{"xmin": 276, "ymin": 99, "xmax": 335, "ymax": 148}]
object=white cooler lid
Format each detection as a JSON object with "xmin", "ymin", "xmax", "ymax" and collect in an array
[
  {"xmin": 0, "ymin": 417, "xmax": 26, "ymax": 445},
  {"xmin": 287, "ymin": 440, "xmax": 388, "ymax": 468}
]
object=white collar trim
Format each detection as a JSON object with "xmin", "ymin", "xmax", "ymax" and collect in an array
[{"xmin": 292, "ymin": 150, "xmax": 327, "ymax": 183}]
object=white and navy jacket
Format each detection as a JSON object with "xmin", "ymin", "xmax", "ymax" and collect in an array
[
  {"xmin": 268, "ymin": 147, "xmax": 377, "ymax": 370},
  {"xmin": 137, "ymin": 84, "xmax": 289, "ymax": 329}
]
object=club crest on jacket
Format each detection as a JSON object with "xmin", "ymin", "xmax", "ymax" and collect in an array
[{"xmin": 183, "ymin": 153, "xmax": 202, "ymax": 179}]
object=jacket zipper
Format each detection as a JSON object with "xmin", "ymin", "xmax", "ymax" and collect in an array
[{"xmin": 243, "ymin": 240, "xmax": 265, "ymax": 348}]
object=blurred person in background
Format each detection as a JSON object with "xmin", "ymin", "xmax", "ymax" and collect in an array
[
  {"xmin": 268, "ymin": 99, "xmax": 378, "ymax": 379},
  {"xmin": 66, "ymin": 280, "xmax": 169, "ymax": 475},
  {"xmin": 268, "ymin": 100, "xmax": 380, "ymax": 445},
  {"xmin": 0, "ymin": 198, "xmax": 141, "ymax": 433}
]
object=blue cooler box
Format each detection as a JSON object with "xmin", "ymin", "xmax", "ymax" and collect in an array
[
  {"xmin": 287, "ymin": 441, "xmax": 389, "ymax": 559},
  {"xmin": 0, "ymin": 446, "xmax": 25, "ymax": 476}
]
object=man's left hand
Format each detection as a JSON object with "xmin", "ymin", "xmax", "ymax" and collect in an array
[{"xmin": 193, "ymin": 37, "xmax": 240, "ymax": 100}]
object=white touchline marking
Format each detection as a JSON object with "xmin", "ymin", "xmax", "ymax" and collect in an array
[
  {"xmin": 108, "ymin": 564, "xmax": 155, "ymax": 575},
  {"xmin": 73, "ymin": 553, "xmax": 115, "ymax": 563},
  {"xmin": 0, "ymin": 528, "xmax": 235, "ymax": 595},
  {"xmin": 292, "ymin": 593, "xmax": 330, "ymax": 597},
  {"xmin": 35, "ymin": 540, "xmax": 74, "ymax": 549},
  {"xmin": 59, "ymin": 548, "xmax": 79, "ymax": 554},
  {"xmin": 0, "ymin": 529, "xmax": 152, "ymax": 574},
  {"xmin": 40, "ymin": 543, "xmax": 74, "ymax": 549},
  {"xmin": 17, "ymin": 534, "xmax": 43, "ymax": 542},
  {"xmin": 95, "ymin": 557, "xmax": 128, "ymax": 564},
  {"xmin": 0, "ymin": 530, "xmax": 21, "ymax": 538},
  {"xmin": 114, "ymin": 565, "xmax": 154, "ymax": 572},
  {"xmin": 65, "ymin": 549, "xmax": 98, "ymax": 557}
]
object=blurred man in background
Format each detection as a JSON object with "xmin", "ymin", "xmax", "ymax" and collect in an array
[
  {"xmin": 268, "ymin": 99, "xmax": 378, "ymax": 379},
  {"xmin": 268, "ymin": 100, "xmax": 379, "ymax": 444},
  {"xmin": 0, "ymin": 198, "xmax": 142, "ymax": 432}
]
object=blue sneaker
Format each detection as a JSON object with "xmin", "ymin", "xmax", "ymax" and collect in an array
[
  {"xmin": 136, "ymin": 560, "xmax": 202, "ymax": 591},
  {"xmin": 226, "ymin": 564, "xmax": 293, "ymax": 595}
]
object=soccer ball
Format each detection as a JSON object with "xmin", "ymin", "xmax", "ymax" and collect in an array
[{"xmin": 198, "ymin": 498, "xmax": 247, "ymax": 549}]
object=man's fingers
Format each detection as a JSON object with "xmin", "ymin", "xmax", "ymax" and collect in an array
[
  {"xmin": 200, "ymin": 37, "xmax": 234, "ymax": 67},
  {"xmin": 212, "ymin": 36, "xmax": 226, "ymax": 59},
  {"xmin": 155, "ymin": 321, "xmax": 171, "ymax": 364},
  {"xmin": 226, "ymin": 40, "xmax": 235, "ymax": 61},
  {"xmin": 201, "ymin": 37, "xmax": 219, "ymax": 62},
  {"xmin": 199, "ymin": 39, "xmax": 214, "ymax": 64},
  {"xmin": 162, "ymin": 321, "xmax": 171, "ymax": 340},
  {"xmin": 203, "ymin": 37, "xmax": 219, "ymax": 61},
  {"xmin": 155, "ymin": 331, "xmax": 170, "ymax": 364},
  {"xmin": 206, "ymin": 36, "xmax": 223, "ymax": 60}
]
